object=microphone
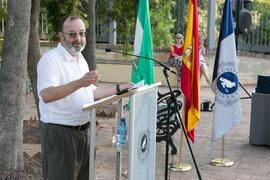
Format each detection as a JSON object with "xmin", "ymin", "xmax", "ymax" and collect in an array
[{"xmin": 105, "ymin": 48, "xmax": 176, "ymax": 75}]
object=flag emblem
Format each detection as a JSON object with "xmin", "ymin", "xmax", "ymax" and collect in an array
[
  {"xmin": 182, "ymin": 45, "xmax": 193, "ymax": 65},
  {"xmin": 217, "ymin": 72, "xmax": 238, "ymax": 94},
  {"xmin": 215, "ymin": 63, "xmax": 240, "ymax": 107}
]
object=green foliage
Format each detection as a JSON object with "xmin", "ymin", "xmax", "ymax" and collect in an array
[
  {"xmin": 200, "ymin": 0, "xmax": 226, "ymax": 47},
  {"xmin": 251, "ymin": 0, "xmax": 270, "ymax": 45},
  {"xmin": 0, "ymin": 7, "xmax": 6, "ymax": 19},
  {"xmin": 96, "ymin": 0, "xmax": 176, "ymax": 53},
  {"xmin": 215, "ymin": 0, "xmax": 225, "ymax": 35},
  {"xmin": 197, "ymin": 0, "xmax": 208, "ymax": 38},
  {"xmin": 96, "ymin": 0, "xmax": 112, "ymax": 24},
  {"xmin": 150, "ymin": 0, "xmax": 175, "ymax": 49},
  {"xmin": 173, "ymin": 0, "xmax": 188, "ymax": 36},
  {"xmin": 0, "ymin": 39, "xmax": 2, "ymax": 56},
  {"xmin": 40, "ymin": 0, "xmax": 85, "ymax": 40},
  {"xmin": 111, "ymin": 0, "xmax": 138, "ymax": 53},
  {"xmin": 0, "ymin": 0, "xmax": 6, "ymax": 19}
]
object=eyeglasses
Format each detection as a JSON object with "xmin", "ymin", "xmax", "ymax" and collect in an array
[
  {"xmin": 176, "ymin": 37, "xmax": 182, "ymax": 40},
  {"xmin": 62, "ymin": 32, "xmax": 86, "ymax": 38}
]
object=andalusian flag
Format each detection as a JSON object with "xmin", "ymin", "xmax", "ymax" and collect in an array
[
  {"xmin": 181, "ymin": 0, "xmax": 200, "ymax": 142},
  {"xmin": 211, "ymin": 0, "xmax": 242, "ymax": 141},
  {"xmin": 131, "ymin": 0, "xmax": 154, "ymax": 85}
]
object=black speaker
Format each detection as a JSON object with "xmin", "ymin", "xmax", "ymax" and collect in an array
[
  {"xmin": 256, "ymin": 75, "xmax": 270, "ymax": 94},
  {"xmin": 200, "ymin": 100, "xmax": 213, "ymax": 112},
  {"xmin": 238, "ymin": 0, "xmax": 252, "ymax": 34},
  {"xmin": 239, "ymin": 9, "xmax": 252, "ymax": 33}
]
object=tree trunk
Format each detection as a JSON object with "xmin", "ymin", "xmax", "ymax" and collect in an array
[
  {"xmin": 28, "ymin": 0, "xmax": 41, "ymax": 119},
  {"xmin": 0, "ymin": 0, "xmax": 31, "ymax": 170},
  {"xmin": 81, "ymin": 0, "xmax": 96, "ymax": 71}
]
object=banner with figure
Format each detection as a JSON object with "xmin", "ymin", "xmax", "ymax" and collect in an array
[
  {"xmin": 131, "ymin": 0, "xmax": 154, "ymax": 85},
  {"xmin": 211, "ymin": 0, "xmax": 243, "ymax": 141},
  {"xmin": 181, "ymin": 0, "xmax": 200, "ymax": 142}
]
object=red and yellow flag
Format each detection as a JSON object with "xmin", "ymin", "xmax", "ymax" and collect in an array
[{"xmin": 181, "ymin": 0, "xmax": 200, "ymax": 143}]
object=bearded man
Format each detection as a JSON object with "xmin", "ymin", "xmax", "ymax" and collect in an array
[{"xmin": 37, "ymin": 14, "xmax": 133, "ymax": 180}]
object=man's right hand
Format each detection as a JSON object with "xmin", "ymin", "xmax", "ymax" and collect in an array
[
  {"xmin": 78, "ymin": 71, "xmax": 99, "ymax": 87},
  {"xmin": 40, "ymin": 71, "xmax": 99, "ymax": 103}
]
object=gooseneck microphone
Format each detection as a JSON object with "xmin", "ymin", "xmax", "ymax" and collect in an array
[{"xmin": 105, "ymin": 48, "xmax": 176, "ymax": 75}]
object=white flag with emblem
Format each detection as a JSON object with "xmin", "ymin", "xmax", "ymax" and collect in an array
[{"xmin": 211, "ymin": 0, "xmax": 243, "ymax": 141}]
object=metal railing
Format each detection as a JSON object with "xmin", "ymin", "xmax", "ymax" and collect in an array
[
  {"xmin": 0, "ymin": 0, "xmax": 269, "ymax": 54},
  {"xmin": 172, "ymin": 0, "xmax": 270, "ymax": 54},
  {"xmin": 237, "ymin": 0, "xmax": 270, "ymax": 53}
]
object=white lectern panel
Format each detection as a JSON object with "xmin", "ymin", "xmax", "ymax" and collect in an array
[{"xmin": 128, "ymin": 87, "xmax": 157, "ymax": 180}]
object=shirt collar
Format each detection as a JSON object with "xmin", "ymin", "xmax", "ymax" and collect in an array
[{"xmin": 57, "ymin": 43, "xmax": 83, "ymax": 62}]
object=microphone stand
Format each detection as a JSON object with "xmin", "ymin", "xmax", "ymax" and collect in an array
[
  {"xmin": 162, "ymin": 69, "xmax": 202, "ymax": 180},
  {"xmin": 105, "ymin": 48, "xmax": 202, "ymax": 180}
]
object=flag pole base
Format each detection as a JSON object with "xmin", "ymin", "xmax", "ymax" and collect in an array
[
  {"xmin": 211, "ymin": 158, "xmax": 235, "ymax": 167},
  {"xmin": 168, "ymin": 163, "xmax": 192, "ymax": 172},
  {"xmin": 122, "ymin": 170, "xmax": 127, "ymax": 178}
]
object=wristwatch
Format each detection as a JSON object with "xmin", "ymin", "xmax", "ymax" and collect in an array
[{"xmin": 116, "ymin": 83, "xmax": 120, "ymax": 93}]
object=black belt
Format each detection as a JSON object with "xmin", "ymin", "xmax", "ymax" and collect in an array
[{"xmin": 57, "ymin": 122, "xmax": 90, "ymax": 131}]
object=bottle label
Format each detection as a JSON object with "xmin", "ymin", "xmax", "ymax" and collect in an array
[
  {"xmin": 118, "ymin": 129, "xmax": 127, "ymax": 135},
  {"xmin": 117, "ymin": 120, "xmax": 127, "ymax": 146}
]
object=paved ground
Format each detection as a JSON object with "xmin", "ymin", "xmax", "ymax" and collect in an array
[
  {"xmin": 92, "ymin": 84, "xmax": 270, "ymax": 180},
  {"xmin": 23, "ymin": 83, "xmax": 270, "ymax": 180}
]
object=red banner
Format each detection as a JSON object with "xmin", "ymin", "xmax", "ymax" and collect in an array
[{"xmin": 180, "ymin": 0, "xmax": 200, "ymax": 143}]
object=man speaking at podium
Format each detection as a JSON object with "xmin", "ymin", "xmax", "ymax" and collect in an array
[{"xmin": 37, "ymin": 14, "xmax": 133, "ymax": 180}]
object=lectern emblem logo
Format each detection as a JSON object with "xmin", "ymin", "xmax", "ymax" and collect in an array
[{"xmin": 137, "ymin": 129, "xmax": 150, "ymax": 163}]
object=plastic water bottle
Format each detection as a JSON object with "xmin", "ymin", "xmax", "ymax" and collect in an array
[{"xmin": 117, "ymin": 118, "xmax": 127, "ymax": 148}]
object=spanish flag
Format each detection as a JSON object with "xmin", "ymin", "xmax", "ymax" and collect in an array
[{"xmin": 181, "ymin": 0, "xmax": 200, "ymax": 142}]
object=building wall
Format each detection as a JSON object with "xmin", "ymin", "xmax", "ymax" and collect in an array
[
  {"xmin": 95, "ymin": 48, "xmax": 270, "ymax": 87},
  {"xmin": 41, "ymin": 44, "xmax": 270, "ymax": 87}
]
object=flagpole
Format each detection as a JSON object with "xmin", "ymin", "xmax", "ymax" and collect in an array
[
  {"xmin": 211, "ymin": 135, "xmax": 235, "ymax": 167},
  {"xmin": 168, "ymin": 98, "xmax": 192, "ymax": 172},
  {"xmin": 179, "ymin": 127, "xmax": 184, "ymax": 164},
  {"xmin": 162, "ymin": 68, "xmax": 202, "ymax": 180}
]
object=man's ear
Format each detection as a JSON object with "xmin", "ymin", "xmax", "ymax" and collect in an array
[{"xmin": 58, "ymin": 32, "xmax": 63, "ymax": 41}]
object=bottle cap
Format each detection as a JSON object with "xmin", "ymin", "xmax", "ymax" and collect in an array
[{"xmin": 120, "ymin": 118, "xmax": 126, "ymax": 122}]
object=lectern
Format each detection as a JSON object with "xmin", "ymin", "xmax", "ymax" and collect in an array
[
  {"xmin": 83, "ymin": 82, "xmax": 161, "ymax": 180},
  {"xmin": 250, "ymin": 92, "xmax": 270, "ymax": 146}
]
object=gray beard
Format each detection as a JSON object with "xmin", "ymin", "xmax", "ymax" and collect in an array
[{"xmin": 62, "ymin": 37, "xmax": 86, "ymax": 56}]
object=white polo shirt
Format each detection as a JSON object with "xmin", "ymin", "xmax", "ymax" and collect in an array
[{"xmin": 37, "ymin": 43, "xmax": 96, "ymax": 126}]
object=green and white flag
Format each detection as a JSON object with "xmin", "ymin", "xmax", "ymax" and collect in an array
[{"xmin": 131, "ymin": 0, "xmax": 154, "ymax": 85}]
